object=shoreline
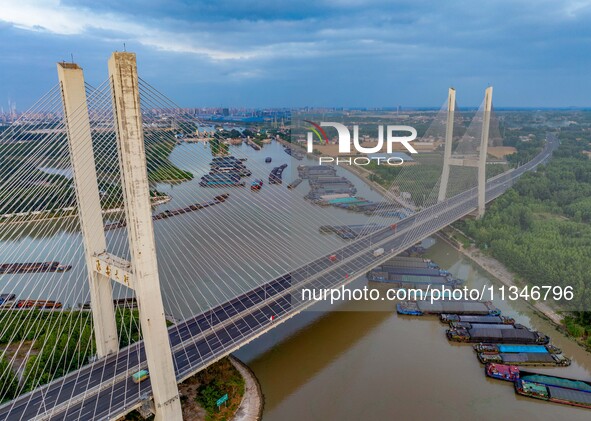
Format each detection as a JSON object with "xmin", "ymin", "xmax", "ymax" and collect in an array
[
  {"xmin": 0, "ymin": 197, "xmax": 171, "ymax": 227},
  {"xmin": 435, "ymin": 230, "xmax": 564, "ymax": 326},
  {"xmin": 230, "ymin": 355, "xmax": 264, "ymax": 421},
  {"xmin": 436, "ymin": 228, "xmax": 591, "ymax": 354}
]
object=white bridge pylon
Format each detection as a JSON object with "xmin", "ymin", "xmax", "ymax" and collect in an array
[
  {"xmin": 57, "ymin": 53, "xmax": 182, "ymax": 421},
  {"xmin": 438, "ymin": 86, "xmax": 493, "ymax": 218}
]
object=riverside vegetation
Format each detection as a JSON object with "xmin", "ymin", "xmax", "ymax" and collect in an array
[{"xmin": 456, "ymin": 130, "xmax": 591, "ymax": 347}]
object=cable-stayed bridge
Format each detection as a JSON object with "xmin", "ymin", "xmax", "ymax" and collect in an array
[{"xmin": 0, "ymin": 53, "xmax": 557, "ymax": 421}]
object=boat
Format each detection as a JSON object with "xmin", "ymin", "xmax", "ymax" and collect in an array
[
  {"xmin": 265, "ymin": 157, "xmax": 272, "ymax": 163},
  {"xmin": 251, "ymin": 179, "xmax": 263, "ymax": 191},
  {"xmin": 516, "ymin": 379, "xmax": 591, "ymax": 409},
  {"xmin": 397, "ymin": 299, "xmax": 500, "ymax": 316},
  {"xmin": 0, "ymin": 261, "xmax": 72, "ymax": 274},
  {"xmin": 441, "ymin": 314, "xmax": 515, "ymax": 324},
  {"xmin": 106, "ymin": 194, "xmax": 230, "ymax": 230},
  {"xmin": 287, "ymin": 178, "xmax": 303, "ymax": 189},
  {"xmin": 0, "ymin": 293, "xmax": 16, "ymax": 307},
  {"xmin": 474, "ymin": 343, "xmax": 561, "ymax": 354},
  {"xmin": 446, "ymin": 325, "xmax": 549, "ymax": 344},
  {"xmin": 16, "ymin": 300, "xmax": 63, "ymax": 309},
  {"xmin": 449, "ymin": 322, "xmax": 524, "ymax": 330},
  {"xmin": 269, "ymin": 164, "xmax": 288, "ymax": 184},
  {"xmin": 478, "ymin": 352, "xmax": 570, "ymax": 366},
  {"xmin": 485, "ymin": 363, "xmax": 520, "ymax": 381},
  {"xmin": 486, "ymin": 364, "xmax": 591, "ymax": 390}
]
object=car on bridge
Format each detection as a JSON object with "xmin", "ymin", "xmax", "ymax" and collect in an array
[{"xmin": 131, "ymin": 370, "xmax": 149, "ymax": 384}]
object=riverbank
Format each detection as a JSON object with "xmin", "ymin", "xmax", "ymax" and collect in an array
[
  {"xmin": 0, "ymin": 196, "xmax": 171, "ymax": 227},
  {"xmin": 230, "ymin": 355, "xmax": 264, "ymax": 421},
  {"xmin": 437, "ymin": 226, "xmax": 591, "ymax": 355},
  {"xmin": 436, "ymin": 227, "xmax": 563, "ymax": 326}
]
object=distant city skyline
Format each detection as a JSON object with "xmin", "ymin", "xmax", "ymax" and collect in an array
[{"xmin": 1, "ymin": 1, "xmax": 591, "ymax": 110}]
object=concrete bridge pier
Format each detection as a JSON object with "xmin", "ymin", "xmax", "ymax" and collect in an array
[{"xmin": 108, "ymin": 52, "xmax": 182, "ymax": 421}]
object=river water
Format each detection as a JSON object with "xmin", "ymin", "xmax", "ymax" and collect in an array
[
  {"xmin": 237, "ymin": 240, "xmax": 591, "ymax": 421},
  {"xmin": 0, "ymin": 140, "xmax": 390, "ymax": 317}
]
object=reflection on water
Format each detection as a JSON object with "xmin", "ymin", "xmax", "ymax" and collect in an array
[{"xmin": 241, "ymin": 240, "xmax": 591, "ymax": 421}]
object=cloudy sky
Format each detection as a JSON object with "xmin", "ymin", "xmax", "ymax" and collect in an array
[{"xmin": 1, "ymin": 0, "xmax": 591, "ymax": 109}]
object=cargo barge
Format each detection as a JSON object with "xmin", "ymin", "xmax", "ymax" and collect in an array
[
  {"xmin": 397, "ymin": 300, "xmax": 500, "ymax": 316},
  {"xmin": 486, "ymin": 364, "xmax": 591, "ymax": 409},
  {"xmin": 370, "ymin": 274, "xmax": 461, "ymax": 289},
  {"xmin": 16, "ymin": 300, "xmax": 63, "ymax": 309},
  {"xmin": 284, "ymin": 148, "xmax": 304, "ymax": 160},
  {"xmin": 446, "ymin": 325, "xmax": 549, "ymax": 344},
  {"xmin": 486, "ymin": 363, "xmax": 591, "ymax": 390},
  {"xmin": 287, "ymin": 178, "xmax": 303, "ymax": 189},
  {"xmin": 372, "ymin": 265, "xmax": 450, "ymax": 277},
  {"xmin": 81, "ymin": 297, "xmax": 138, "ymax": 310},
  {"xmin": 516, "ymin": 379, "xmax": 591, "ymax": 409},
  {"xmin": 449, "ymin": 322, "xmax": 524, "ymax": 330},
  {"xmin": 320, "ymin": 223, "xmax": 385, "ymax": 239},
  {"xmin": 474, "ymin": 343, "xmax": 561, "ymax": 354},
  {"xmin": 104, "ymin": 194, "xmax": 230, "ymax": 230},
  {"xmin": 0, "ymin": 261, "xmax": 72, "ymax": 275},
  {"xmin": 478, "ymin": 351, "xmax": 570, "ymax": 366},
  {"xmin": 441, "ymin": 314, "xmax": 515, "ymax": 324},
  {"xmin": 297, "ymin": 165, "xmax": 337, "ymax": 178},
  {"xmin": 381, "ymin": 257, "xmax": 439, "ymax": 269},
  {"xmin": 269, "ymin": 164, "xmax": 288, "ymax": 184}
]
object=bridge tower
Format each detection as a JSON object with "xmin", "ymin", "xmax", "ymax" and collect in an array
[
  {"xmin": 58, "ymin": 54, "xmax": 182, "ymax": 420},
  {"xmin": 57, "ymin": 62, "xmax": 119, "ymax": 357},
  {"xmin": 437, "ymin": 87, "xmax": 456, "ymax": 203},
  {"xmin": 438, "ymin": 87, "xmax": 493, "ymax": 218}
]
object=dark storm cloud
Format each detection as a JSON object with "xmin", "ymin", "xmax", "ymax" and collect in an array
[{"xmin": 1, "ymin": 0, "xmax": 591, "ymax": 108}]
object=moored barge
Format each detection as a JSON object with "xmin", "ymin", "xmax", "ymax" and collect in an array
[
  {"xmin": 0, "ymin": 261, "xmax": 72, "ymax": 275},
  {"xmin": 478, "ymin": 352, "xmax": 570, "ymax": 366},
  {"xmin": 474, "ymin": 343, "xmax": 561, "ymax": 354},
  {"xmin": 16, "ymin": 300, "xmax": 63, "ymax": 309},
  {"xmin": 397, "ymin": 300, "xmax": 500, "ymax": 316},
  {"xmin": 441, "ymin": 314, "xmax": 515, "ymax": 324},
  {"xmin": 446, "ymin": 325, "xmax": 549, "ymax": 344},
  {"xmin": 515, "ymin": 379, "xmax": 591, "ymax": 409}
]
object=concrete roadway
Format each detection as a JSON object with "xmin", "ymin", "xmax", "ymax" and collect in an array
[{"xmin": 0, "ymin": 135, "xmax": 557, "ymax": 421}]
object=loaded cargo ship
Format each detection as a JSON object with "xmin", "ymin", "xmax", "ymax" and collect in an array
[
  {"xmin": 474, "ymin": 343, "xmax": 561, "ymax": 354},
  {"xmin": 478, "ymin": 351, "xmax": 570, "ymax": 366},
  {"xmin": 0, "ymin": 261, "xmax": 71, "ymax": 274},
  {"xmin": 441, "ymin": 314, "xmax": 515, "ymax": 324},
  {"xmin": 16, "ymin": 300, "xmax": 63, "ymax": 309},
  {"xmin": 105, "ymin": 194, "xmax": 230, "ymax": 230},
  {"xmin": 486, "ymin": 364, "xmax": 591, "ymax": 409},
  {"xmin": 397, "ymin": 300, "xmax": 500, "ymax": 316},
  {"xmin": 269, "ymin": 164, "xmax": 288, "ymax": 184},
  {"xmin": 446, "ymin": 325, "xmax": 549, "ymax": 344}
]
